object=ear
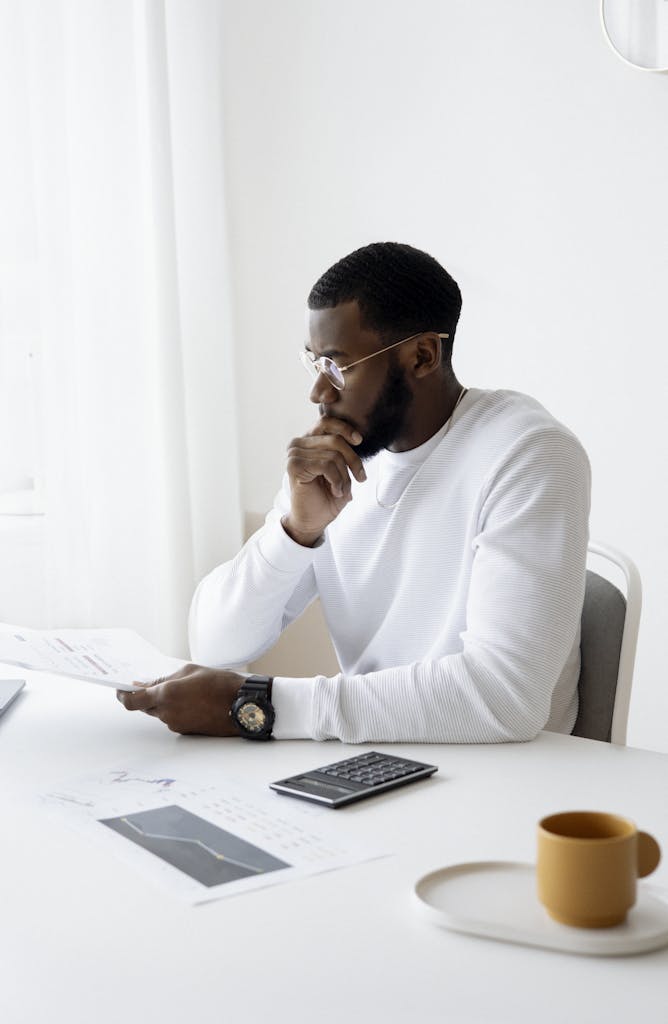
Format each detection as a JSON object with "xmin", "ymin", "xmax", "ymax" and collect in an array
[{"xmin": 411, "ymin": 333, "xmax": 443, "ymax": 379}]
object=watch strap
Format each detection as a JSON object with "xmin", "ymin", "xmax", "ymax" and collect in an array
[{"xmin": 240, "ymin": 675, "xmax": 273, "ymax": 701}]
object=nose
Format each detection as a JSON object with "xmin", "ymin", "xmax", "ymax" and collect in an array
[{"xmin": 309, "ymin": 370, "xmax": 339, "ymax": 407}]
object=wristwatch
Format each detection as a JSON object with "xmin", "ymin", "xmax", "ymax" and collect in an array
[{"xmin": 230, "ymin": 675, "xmax": 275, "ymax": 740}]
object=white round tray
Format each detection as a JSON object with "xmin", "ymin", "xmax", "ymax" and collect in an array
[{"xmin": 414, "ymin": 861, "xmax": 668, "ymax": 956}]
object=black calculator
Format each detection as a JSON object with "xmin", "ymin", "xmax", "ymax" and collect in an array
[{"xmin": 269, "ymin": 751, "xmax": 438, "ymax": 808}]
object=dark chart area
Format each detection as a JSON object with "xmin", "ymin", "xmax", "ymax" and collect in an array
[{"xmin": 100, "ymin": 804, "xmax": 290, "ymax": 887}]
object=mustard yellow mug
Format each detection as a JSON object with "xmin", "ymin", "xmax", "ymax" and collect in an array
[{"xmin": 537, "ymin": 811, "xmax": 661, "ymax": 928}]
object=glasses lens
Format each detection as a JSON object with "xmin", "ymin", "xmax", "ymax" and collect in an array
[
  {"xmin": 321, "ymin": 357, "xmax": 345, "ymax": 390},
  {"xmin": 299, "ymin": 351, "xmax": 345, "ymax": 390}
]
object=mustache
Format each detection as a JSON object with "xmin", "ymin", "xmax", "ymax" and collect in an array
[{"xmin": 318, "ymin": 409, "xmax": 359, "ymax": 431}]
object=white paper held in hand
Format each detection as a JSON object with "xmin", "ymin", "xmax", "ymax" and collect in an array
[{"xmin": 0, "ymin": 626, "xmax": 185, "ymax": 691}]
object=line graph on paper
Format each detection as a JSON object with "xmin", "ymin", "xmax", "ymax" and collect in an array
[
  {"xmin": 100, "ymin": 805, "xmax": 290, "ymax": 887},
  {"xmin": 108, "ymin": 770, "xmax": 176, "ymax": 788}
]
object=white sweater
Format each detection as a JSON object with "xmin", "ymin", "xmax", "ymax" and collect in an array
[{"xmin": 189, "ymin": 389, "xmax": 591, "ymax": 743}]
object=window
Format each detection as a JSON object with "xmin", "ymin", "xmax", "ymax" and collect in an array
[{"xmin": 0, "ymin": 1, "xmax": 42, "ymax": 516}]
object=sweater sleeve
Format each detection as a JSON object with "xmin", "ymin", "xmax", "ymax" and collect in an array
[
  {"xmin": 272, "ymin": 427, "xmax": 591, "ymax": 743},
  {"xmin": 188, "ymin": 475, "xmax": 320, "ymax": 668}
]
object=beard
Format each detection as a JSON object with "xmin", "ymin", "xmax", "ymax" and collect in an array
[{"xmin": 354, "ymin": 356, "xmax": 414, "ymax": 461}]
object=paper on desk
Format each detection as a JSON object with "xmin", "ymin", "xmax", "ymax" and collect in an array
[
  {"xmin": 0, "ymin": 627, "xmax": 185, "ymax": 691},
  {"xmin": 41, "ymin": 761, "xmax": 388, "ymax": 904}
]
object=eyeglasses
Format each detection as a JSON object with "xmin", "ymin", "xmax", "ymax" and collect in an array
[{"xmin": 299, "ymin": 331, "xmax": 449, "ymax": 392}]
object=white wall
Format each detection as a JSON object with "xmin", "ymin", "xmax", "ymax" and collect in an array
[{"xmin": 219, "ymin": 0, "xmax": 668, "ymax": 752}]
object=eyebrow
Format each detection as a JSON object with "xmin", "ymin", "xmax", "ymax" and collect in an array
[{"xmin": 304, "ymin": 344, "xmax": 349, "ymax": 359}]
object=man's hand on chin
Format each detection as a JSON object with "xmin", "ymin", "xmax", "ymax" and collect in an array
[{"xmin": 116, "ymin": 663, "xmax": 243, "ymax": 736}]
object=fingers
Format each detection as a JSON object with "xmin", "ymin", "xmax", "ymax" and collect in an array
[
  {"xmin": 308, "ymin": 417, "xmax": 363, "ymax": 449},
  {"xmin": 286, "ymin": 447, "xmax": 351, "ymax": 498},
  {"xmin": 287, "ymin": 432, "xmax": 367, "ymax": 490},
  {"xmin": 116, "ymin": 682, "xmax": 163, "ymax": 712}
]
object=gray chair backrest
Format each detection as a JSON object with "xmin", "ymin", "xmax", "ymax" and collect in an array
[{"xmin": 572, "ymin": 570, "xmax": 627, "ymax": 742}]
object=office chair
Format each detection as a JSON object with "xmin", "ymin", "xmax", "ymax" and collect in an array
[{"xmin": 571, "ymin": 541, "xmax": 642, "ymax": 746}]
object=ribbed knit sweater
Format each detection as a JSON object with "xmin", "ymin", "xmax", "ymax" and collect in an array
[{"xmin": 189, "ymin": 389, "xmax": 591, "ymax": 743}]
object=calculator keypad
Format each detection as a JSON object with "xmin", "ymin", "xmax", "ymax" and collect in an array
[{"xmin": 318, "ymin": 752, "xmax": 426, "ymax": 787}]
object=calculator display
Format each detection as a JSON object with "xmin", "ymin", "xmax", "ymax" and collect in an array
[{"xmin": 288, "ymin": 775, "xmax": 354, "ymax": 797}]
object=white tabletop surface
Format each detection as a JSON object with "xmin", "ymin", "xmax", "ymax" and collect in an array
[{"xmin": 2, "ymin": 669, "xmax": 668, "ymax": 1024}]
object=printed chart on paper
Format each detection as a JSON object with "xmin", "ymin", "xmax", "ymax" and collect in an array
[{"xmin": 42, "ymin": 763, "xmax": 385, "ymax": 903}]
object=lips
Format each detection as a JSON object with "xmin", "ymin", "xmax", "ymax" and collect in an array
[{"xmin": 320, "ymin": 410, "xmax": 360, "ymax": 432}]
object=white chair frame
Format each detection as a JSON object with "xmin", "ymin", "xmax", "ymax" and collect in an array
[{"xmin": 586, "ymin": 541, "xmax": 642, "ymax": 746}]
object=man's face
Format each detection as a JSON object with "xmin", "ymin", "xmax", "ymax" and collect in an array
[{"xmin": 306, "ymin": 301, "xmax": 414, "ymax": 460}]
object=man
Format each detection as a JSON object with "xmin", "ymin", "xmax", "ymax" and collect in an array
[{"xmin": 119, "ymin": 242, "xmax": 590, "ymax": 744}]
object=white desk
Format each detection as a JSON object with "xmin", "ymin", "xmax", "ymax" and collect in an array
[{"xmin": 2, "ymin": 670, "xmax": 668, "ymax": 1024}]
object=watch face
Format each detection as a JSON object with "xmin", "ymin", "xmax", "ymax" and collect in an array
[{"xmin": 237, "ymin": 701, "xmax": 267, "ymax": 734}]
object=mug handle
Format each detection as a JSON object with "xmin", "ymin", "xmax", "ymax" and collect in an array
[{"xmin": 638, "ymin": 831, "xmax": 661, "ymax": 877}]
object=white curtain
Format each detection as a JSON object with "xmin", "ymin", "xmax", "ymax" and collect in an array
[{"xmin": 13, "ymin": 0, "xmax": 242, "ymax": 656}]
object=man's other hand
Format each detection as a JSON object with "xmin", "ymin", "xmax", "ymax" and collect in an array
[
  {"xmin": 282, "ymin": 416, "xmax": 366, "ymax": 545},
  {"xmin": 116, "ymin": 663, "xmax": 243, "ymax": 736}
]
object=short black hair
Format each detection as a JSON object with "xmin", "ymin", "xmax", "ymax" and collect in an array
[{"xmin": 308, "ymin": 242, "xmax": 462, "ymax": 359}]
